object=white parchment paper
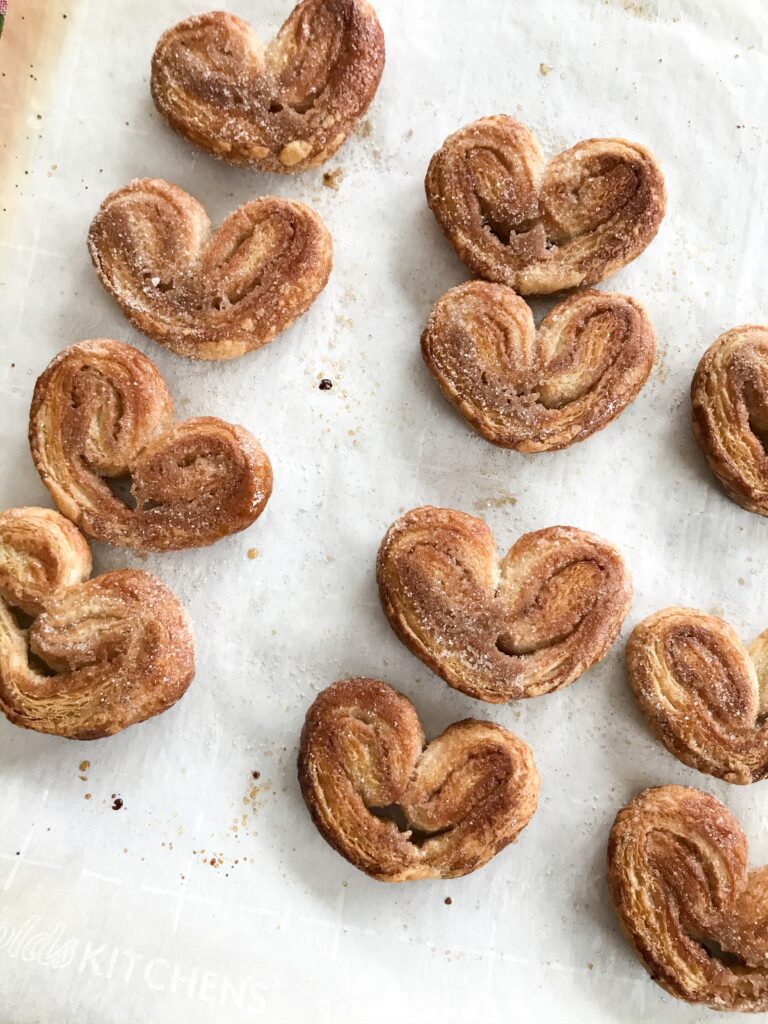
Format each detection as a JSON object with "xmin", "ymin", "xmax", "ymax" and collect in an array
[{"xmin": 2, "ymin": 1, "xmax": 768, "ymax": 1021}]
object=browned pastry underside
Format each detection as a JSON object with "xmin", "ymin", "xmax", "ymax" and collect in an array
[
  {"xmin": 422, "ymin": 282, "xmax": 655, "ymax": 451},
  {"xmin": 150, "ymin": 0, "xmax": 385, "ymax": 172},
  {"xmin": 426, "ymin": 115, "xmax": 666, "ymax": 295},
  {"xmin": 376, "ymin": 506, "xmax": 632, "ymax": 703},
  {"xmin": 88, "ymin": 178, "xmax": 333, "ymax": 361},
  {"xmin": 0, "ymin": 507, "xmax": 195, "ymax": 739},
  {"xmin": 692, "ymin": 326, "xmax": 768, "ymax": 516},
  {"xmin": 29, "ymin": 339, "xmax": 273, "ymax": 551},
  {"xmin": 608, "ymin": 785, "xmax": 768, "ymax": 1011},
  {"xmin": 627, "ymin": 607, "xmax": 768, "ymax": 784},
  {"xmin": 298, "ymin": 677, "xmax": 540, "ymax": 881}
]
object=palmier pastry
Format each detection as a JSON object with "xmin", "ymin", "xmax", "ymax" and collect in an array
[
  {"xmin": 0, "ymin": 507, "xmax": 194, "ymax": 739},
  {"xmin": 422, "ymin": 282, "xmax": 655, "ymax": 451},
  {"xmin": 150, "ymin": 1, "xmax": 385, "ymax": 172},
  {"xmin": 608, "ymin": 785, "xmax": 768, "ymax": 1011},
  {"xmin": 426, "ymin": 115, "xmax": 666, "ymax": 295},
  {"xmin": 29, "ymin": 339, "xmax": 273, "ymax": 551},
  {"xmin": 627, "ymin": 607, "xmax": 768, "ymax": 784},
  {"xmin": 298, "ymin": 677, "xmax": 539, "ymax": 881},
  {"xmin": 377, "ymin": 506, "xmax": 631, "ymax": 703},
  {"xmin": 692, "ymin": 326, "xmax": 768, "ymax": 516},
  {"xmin": 88, "ymin": 178, "xmax": 332, "ymax": 361}
]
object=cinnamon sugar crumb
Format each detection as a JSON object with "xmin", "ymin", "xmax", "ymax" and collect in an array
[
  {"xmin": 473, "ymin": 494, "xmax": 517, "ymax": 510},
  {"xmin": 322, "ymin": 168, "xmax": 344, "ymax": 191}
]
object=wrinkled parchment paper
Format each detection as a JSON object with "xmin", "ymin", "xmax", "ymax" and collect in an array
[{"xmin": 2, "ymin": 1, "xmax": 768, "ymax": 1021}]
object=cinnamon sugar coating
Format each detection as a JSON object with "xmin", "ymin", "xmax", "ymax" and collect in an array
[
  {"xmin": 609, "ymin": 785, "xmax": 768, "ymax": 1011},
  {"xmin": 422, "ymin": 282, "xmax": 655, "ymax": 451},
  {"xmin": 426, "ymin": 115, "xmax": 666, "ymax": 295},
  {"xmin": 29, "ymin": 340, "xmax": 273, "ymax": 551},
  {"xmin": 692, "ymin": 326, "xmax": 768, "ymax": 516},
  {"xmin": 150, "ymin": 1, "xmax": 385, "ymax": 172},
  {"xmin": 377, "ymin": 506, "xmax": 631, "ymax": 703},
  {"xmin": 298, "ymin": 677, "xmax": 539, "ymax": 881},
  {"xmin": 88, "ymin": 178, "xmax": 332, "ymax": 361},
  {"xmin": 628, "ymin": 607, "xmax": 768, "ymax": 784},
  {"xmin": 0, "ymin": 507, "xmax": 195, "ymax": 739}
]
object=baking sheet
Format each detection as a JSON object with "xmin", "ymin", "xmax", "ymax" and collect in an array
[{"xmin": 2, "ymin": 1, "xmax": 768, "ymax": 1021}]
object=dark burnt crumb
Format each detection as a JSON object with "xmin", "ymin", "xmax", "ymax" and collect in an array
[
  {"xmin": 252, "ymin": 770, "xmax": 261, "ymax": 780},
  {"xmin": 111, "ymin": 796, "xmax": 124, "ymax": 811},
  {"xmin": 444, "ymin": 896, "xmax": 452, "ymax": 906},
  {"xmin": 319, "ymin": 378, "xmax": 333, "ymax": 390}
]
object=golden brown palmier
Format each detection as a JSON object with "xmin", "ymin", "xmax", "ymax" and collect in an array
[
  {"xmin": 692, "ymin": 326, "xmax": 768, "ymax": 516},
  {"xmin": 29, "ymin": 339, "xmax": 273, "ymax": 551},
  {"xmin": 377, "ymin": 506, "xmax": 631, "ymax": 703},
  {"xmin": 608, "ymin": 785, "xmax": 768, "ymax": 1011},
  {"xmin": 0, "ymin": 507, "xmax": 195, "ymax": 739},
  {"xmin": 88, "ymin": 178, "xmax": 332, "ymax": 361},
  {"xmin": 426, "ymin": 116, "xmax": 666, "ymax": 295},
  {"xmin": 150, "ymin": 1, "xmax": 384, "ymax": 172},
  {"xmin": 298, "ymin": 677, "xmax": 539, "ymax": 881},
  {"xmin": 627, "ymin": 607, "xmax": 768, "ymax": 785},
  {"xmin": 422, "ymin": 282, "xmax": 655, "ymax": 451}
]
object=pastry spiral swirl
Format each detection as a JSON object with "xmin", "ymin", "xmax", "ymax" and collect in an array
[
  {"xmin": 298, "ymin": 677, "xmax": 540, "ymax": 881},
  {"xmin": 29, "ymin": 340, "xmax": 273, "ymax": 551},
  {"xmin": 377, "ymin": 507, "xmax": 631, "ymax": 703},
  {"xmin": 426, "ymin": 116, "xmax": 666, "ymax": 295},
  {"xmin": 422, "ymin": 282, "xmax": 655, "ymax": 451},
  {"xmin": 0, "ymin": 507, "xmax": 195, "ymax": 739},
  {"xmin": 150, "ymin": 1, "xmax": 385, "ymax": 172},
  {"xmin": 88, "ymin": 178, "xmax": 332, "ymax": 361},
  {"xmin": 608, "ymin": 785, "xmax": 768, "ymax": 1011},
  {"xmin": 627, "ymin": 607, "xmax": 768, "ymax": 784},
  {"xmin": 692, "ymin": 327, "xmax": 768, "ymax": 516}
]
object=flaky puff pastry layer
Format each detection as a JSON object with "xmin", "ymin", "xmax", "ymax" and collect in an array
[
  {"xmin": 150, "ymin": 1, "xmax": 384, "ymax": 172},
  {"xmin": 426, "ymin": 115, "xmax": 666, "ymax": 295},
  {"xmin": 88, "ymin": 178, "xmax": 332, "ymax": 361},
  {"xmin": 628, "ymin": 607, "xmax": 768, "ymax": 784},
  {"xmin": 29, "ymin": 339, "xmax": 273, "ymax": 551},
  {"xmin": 298, "ymin": 677, "xmax": 539, "ymax": 881},
  {"xmin": 0, "ymin": 507, "xmax": 194, "ymax": 739},
  {"xmin": 422, "ymin": 282, "xmax": 655, "ymax": 451},
  {"xmin": 608, "ymin": 785, "xmax": 768, "ymax": 1012},
  {"xmin": 692, "ymin": 326, "xmax": 768, "ymax": 517},
  {"xmin": 377, "ymin": 507, "xmax": 631, "ymax": 703}
]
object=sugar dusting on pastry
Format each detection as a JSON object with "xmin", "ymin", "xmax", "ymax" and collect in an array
[{"xmin": 150, "ymin": 1, "xmax": 385, "ymax": 173}]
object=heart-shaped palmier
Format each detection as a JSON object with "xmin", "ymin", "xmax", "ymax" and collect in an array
[
  {"xmin": 422, "ymin": 282, "xmax": 655, "ymax": 451},
  {"xmin": 298, "ymin": 677, "xmax": 539, "ymax": 881},
  {"xmin": 150, "ymin": 1, "xmax": 385, "ymax": 172},
  {"xmin": 608, "ymin": 785, "xmax": 768, "ymax": 1011},
  {"xmin": 692, "ymin": 326, "xmax": 768, "ymax": 516},
  {"xmin": 88, "ymin": 178, "xmax": 332, "ymax": 361},
  {"xmin": 0, "ymin": 507, "xmax": 195, "ymax": 739},
  {"xmin": 627, "ymin": 607, "xmax": 768, "ymax": 784},
  {"xmin": 426, "ymin": 116, "xmax": 666, "ymax": 295},
  {"xmin": 29, "ymin": 339, "xmax": 273, "ymax": 551},
  {"xmin": 377, "ymin": 506, "xmax": 631, "ymax": 703}
]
